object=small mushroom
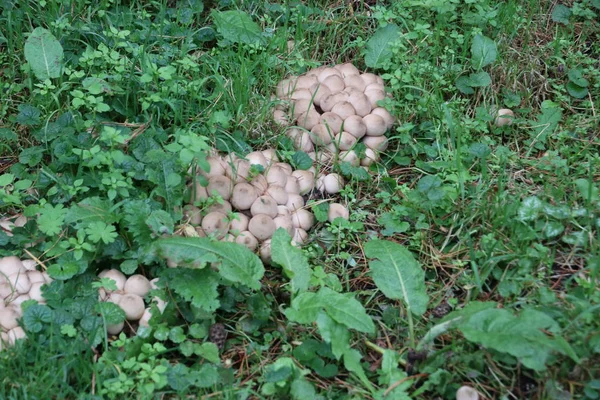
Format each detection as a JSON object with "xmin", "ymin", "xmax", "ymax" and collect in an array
[
  {"xmin": 273, "ymin": 109, "xmax": 290, "ymax": 126},
  {"xmin": 124, "ymin": 275, "xmax": 152, "ymax": 297},
  {"xmin": 360, "ymin": 148, "xmax": 379, "ymax": 167},
  {"xmin": 320, "ymin": 92, "xmax": 349, "ymax": 112},
  {"xmin": 229, "ymin": 213, "xmax": 250, "ymax": 234},
  {"xmin": 273, "ymin": 215, "xmax": 294, "ymax": 236},
  {"xmin": 199, "ymin": 156, "xmax": 226, "ymax": 178},
  {"xmin": 0, "ymin": 256, "xmax": 26, "ymax": 277},
  {"xmin": 259, "ymin": 240, "xmax": 272, "ymax": 264},
  {"xmin": 266, "ymin": 185, "xmax": 289, "ymax": 205},
  {"xmin": 320, "ymin": 112, "xmax": 344, "ymax": 135},
  {"xmin": 343, "ymin": 115, "xmax": 367, "ymax": 139},
  {"xmin": 266, "ymin": 166, "xmax": 289, "ymax": 187},
  {"xmin": 291, "ymin": 170, "xmax": 315, "ymax": 195},
  {"xmin": 201, "ymin": 212, "xmax": 230, "ymax": 239},
  {"xmin": 363, "ymin": 136, "xmax": 389, "ymax": 151},
  {"xmin": 318, "ymin": 67, "xmax": 342, "ymax": 83},
  {"xmin": 309, "ymin": 83, "xmax": 332, "ymax": 107},
  {"xmin": 183, "ymin": 205, "xmax": 202, "ymax": 225},
  {"xmin": 321, "ymin": 174, "xmax": 344, "ymax": 194},
  {"xmin": 371, "ymin": 107, "xmax": 395, "ymax": 130},
  {"xmin": 339, "ymin": 150, "xmax": 360, "ymax": 167},
  {"xmin": 363, "ymin": 114, "xmax": 387, "ymax": 136},
  {"xmin": 364, "ymin": 89, "xmax": 386, "ymax": 109},
  {"xmin": 250, "ymin": 174, "xmax": 269, "ymax": 195},
  {"xmin": 231, "ymin": 182, "xmax": 259, "ymax": 210},
  {"xmin": 495, "ymin": 108, "xmax": 514, "ymax": 127},
  {"xmin": 335, "ymin": 63, "xmax": 360, "ymax": 77},
  {"xmin": 206, "ymin": 200, "xmax": 232, "ymax": 214},
  {"xmin": 118, "ymin": 293, "xmax": 145, "ymax": 320},
  {"xmin": 327, "ymin": 203, "xmax": 349, "ymax": 222},
  {"xmin": 107, "ymin": 321, "xmax": 124, "ymax": 335},
  {"xmin": 245, "ymin": 151, "xmax": 268, "ymax": 170},
  {"xmin": 333, "ymin": 132, "xmax": 357, "ymax": 151},
  {"xmin": 235, "ymin": 231, "xmax": 259, "ymax": 251},
  {"xmin": 331, "ymin": 102, "xmax": 356, "ymax": 120},
  {"xmin": 310, "ymin": 124, "xmax": 335, "ymax": 145},
  {"xmin": 323, "ymin": 75, "xmax": 345, "ymax": 93},
  {"xmin": 248, "ymin": 214, "xmax": 276, "ymax": 241},
  {"xmin": 347, "ymin": 92, "xmax": 372, "ymax": 117},
  {"xmin": 291, "ymin": 209, "xmax": 315, "ymax": 231},
  {"xmin": 292, "ymin": 228, "xmax": 308, "ymax": 245},
  {"xmin": 0, "ymin": 306, "xmax": 20, "ymax": 331},
  {"xmin": 361, "ymin": 72, "xmax": 379, "ymax": 86},
  {"xmin": 207, "ymin": 175, "xmax": 233, "ymax": 201},
  {"xmin": 251, "ymin": 196, "xmax": 278, "ymax": 218},
  {"xmin": 98, "ymin": 269, "xmax": 127, "ymax": 292},
  {"xmin": 262, "ymin": 149, "xmax": 279, "ymax": 166},
  {"xmin": 297, "ymin": 109, "xmax": 321, "ymax": 130},
  {"xmin": 286, "ymin": 194, "xmax": 305, "ymax": 211},
  {"xmin": 456, "ymin": 386, "xmax": 480, "ymax": 400},
  {"xmin": 7, "ymin": 326, "xmax": 26, "ymax": 345}
]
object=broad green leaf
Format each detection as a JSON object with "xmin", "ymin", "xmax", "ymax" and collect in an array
[
  {"xmin": 154, "ymin": 237, "xmax": 264, "ymax": 289},
  {"xmin": 290, "ymin": 378, "xmax": 317, "ymax": 400},
  {"xmin": 517, "ymin": 196, "xmax": 543, "ymax": 222},
  {"xmin": 212, "ymin": 10, "xmax": 266, "ymax": 46},
  {"xmin": 365, "ymin": 239, "xmax": 429, "ymax": 316},
  {"xmin": 194, "ymin": 342, "xmax": 220, "ymax": 363},
  {"xmin": 458, "ymin": 308, "xmax": 577, "ymax": 371},
  {"xmin": 528, "ymin": 102, "xmax": 562, "ymax": 151},
  {"xmin": 574, "ymin": 178, "xmax": 599, "ymax": 202},
  {"xmin": 271, "ymin": 229, "xmax": 311, "ymax": 293},
  {"xmin": 378, "ymin": 350, "xmax": 411, "ymax": 399},
  {"xmin": 343, "ymin": 349, "xmax": 374, "ymax": 392},
  {"xmin": 471, "ymin": 35, "xmax": 497, "ymax": 69},
  {"xmin": 456, "ymin": 76, "xmax": 475, "ymax": 94},
  {"xmin": 551, "ymin": 5, "xmax": 572, "ymax": 25},
  {"xmin": 316, "ymin": 311, "xmax": 350, "ymax": 360},
  {"xmin": 364, "ymin": 24, "xmax": 401, "ymax": 68},
  {"xmin": 568, "ymin": 69, "xmax": 589, "ymax": 87},
  {"xmin": 37, "ymin": 203, "xmax": 68, "ymax": 236},
  {"xmin": 285, "ymin": 292, "xmax": 322, "ymax": 323},
  {"xmin": 16, "ymin": 104, "xmax": 41, "ymax": 125},
  {"xmin": 24, "ymin": 28, "xmax": 64, "ymax": 80},
  {"xmin": 318, "ymin": 287, "xmax": 375, "ymax": 333},
  {"xmin": 566, "ymin": 82, "xmax": 588, "ymax": 99},
  {"xmin": 467, "ymin": 71, "xmax": 492, "ymax": 87}
]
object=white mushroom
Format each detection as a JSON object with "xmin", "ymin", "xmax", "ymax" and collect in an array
[
  {"xmin": 328, "ymin": 203, "xmax": 349, "ymax": 222},
  {"xmin": 118, "ymin": 293, "xmax": 145, "ymax": 320},
  {"xmin": 363, "ymin": 135, "xmax": 389, "ymax": 151},
  {"xmin": 124, "ymin": 275, "xmax": 152, "ymax": 297},
  {"xmin": 98, "ymin": 269, "xmax": 126, "ymax": 292},
  {"xmin": 248, "ymin": 214, "xmax": 276, "ymax": 241},
  {"xmin": 231, "ymin": 182, "xmax": 259, "ymax": 211},
  {"xmin": 235, "ymin": 231, "xmax": 259, "ymax": 251},
  {"xmin": 495, "ymin": 108, "xmax": 514, "ymax": 127},
  {"xmin": 291, "ymin": 209, "xmax": 315, "ymax": 231},
  {"xmin": 251, "ymin": 196, "xmax": 278, "ymax": 218},
  {"xmin": 229, "ymin": 213, "xmax": 249, "ymax": 234},
  {"xmin": 207, "ymin": 175, "xmax": 233, "ymax": 201},
  {"xmin": 201, "ymin": 212, "xmax": 230, "ymax": 239},
  {"xmin": 456, "ymin": 386, "xmax": 480, "ymax": 400}
]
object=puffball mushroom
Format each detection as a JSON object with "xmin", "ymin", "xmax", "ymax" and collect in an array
[
  {"xmin": 118, "ymin": 294, "xmax": 145, "ymax": 320},
  {"xmin": 229, "ymin": 213, "xmax": 249, "ymax": 233},
  {"xmin": 0, "ymin": 256, "xmax": 26, "ymax": 277},
  {"xmin": 360, "ymin": 148, "xmax": 379, "ymax": 167},
  {"xmin": 262, "ymin": 149, "xmax": 279, "ymax": 166},
  {"xmin": 310, "ymin": 124, "xmax": 335, "ymax": 145},
  {"xmin": 99, "ymin": 269, "xmax": 126, "ymax": 292},
  {"xmin": 495, "ymin": 108, "xmax": 514, "ymax": 127},
  {"xmin": 183, "ymin": 205, "xmax": 202, "ymax": 225},
  {"xmin": 0, "ymin": 306, "xmax": 20, "ymax": 331},
  {"xmin": 371, "ymin": 107, "xmax": 395, "ymax": 130},
  {"xmin": 259, "ymin": 240, "xmax": 272, "ymax": 264},
  {"xmin": 266, "ymin": 165, "xmax": 289, "ymax": 187},
  {"xmin": 363, "ymin": 114, "xmax": 387, "ymax": 136},
  {"xmin": 245, "ymin": 151, "xmax": 268, "ymax": 169},
  {"xmin": 200, "ymin": 156, "xmax": 226, "ymax": 178},
  {"xmin": 321, "ymin": 174, "xmax": 344, "ymax": 194},
  {"xmin": 206, "ymin": 200, "xmax": 232, "ymax": 214},
  {"xmin": 7, "ymin": 326, "xmax": 26, "ymax": 345},
  {"xmin": 291, "ymin": 170, "xmax": 315, "ymax": 195},
  {"xmin": 20, "ymin": 259, "xmax": 37, "ymax": 271},
  {"xmin": 235, "ymin": 231, "xmax": 259, "ymax": 251},
  {"xmin": 286, "ymin": 194, "xmax": 305, "ymax": 211},
  {"xmin": 343, "ymin": 115, "xmax": 367, "ymax": 139},
  {"xmin": 231, "ymin": 182, "xmax": 259, "ymax": 211},
  {"xmin": 291, "ymin": 209, "xmax": 315, "ymax": 231},
  {"xmin": 266, "ymin": 185, "xmax": 289, "ymax": 205},
  {"xmin": 456, "ymin": 386, "xmax": 480, "ymax": 400},
  {"xmin": 251, "ymin": 196, "xmax": 279, "ymax": 218},
  {"xmin": 28, "ymin": 282, "xmax": 44, "ymax": 302},
  {"xmin": 248, "ymin": 214, "xmax": 276, "ymax": 241},
  {"xmin": 124, "ymin": 275, "xmax": 152, "ymax": 297},
  {"xmin": 107, "ymin": 321, "xmax": 124, "ymax": 335},
  {"xmin": 292, "ymin": 228, "xmax": 308, "ymax": 245},
  {"xmin": 207, "ymin": 175, "xmax": 233, "ymax": 201},
  {"xmin": 273, "ymin": 215, "xmax": 294, "ymax": 236},
  {"xmin": 202, "ymin": 212, "xmax": 230, "ymax": 239},
  {"xmin": 328, "ymin": 203, "xmax": 350, "ymax": 222},
  {"xmin": 8, "ymin": 273, "xmax": 31, "ymax": 294},
  {"xmin": 363, "ymin": 135, "xmax": 389, "ymax": 151},
  {"xmin": 320, "ymin": 112, "xmax": 344, "ymax": 135}
]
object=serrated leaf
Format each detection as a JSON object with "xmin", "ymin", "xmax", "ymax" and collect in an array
[
  {"xmin": 551, "ymin": 5, "xmax": 572, "ymax": 25},
  {"xmin": 154, "ymin": 237, "xmax": 264, "ymax": 290},
  {"xmin": 37, "ymin": 203, "xmax": 68, "ymax": 235},
  {"xmin": 23, "ymin": 304, "xmax": 52, "ymax": 333},
  {"xmin": 24, "ymin": 28, "xmax": 64, "ymax": 80},
  {"xmin": 471, "ymin": 34, "xmax": 497, "ymax": 69},
  {"xmin": 16, "ymin": 104, "xmax": 41, "ymax": 125},
  {"xmin": 161, "ymin": 268, "xmax": 220, "ymax": 312},
  {"xmin": 365, "ymin": 239, "xmax": 429, "ymax": 316},
  {"xmin": 290, "ymin": 151, "xmax": 313, "ymax": 170},
  {"xmin": 96, "ymin": 301, "xmax": 126, "ymax": 325},
  {"xmin": 364, "ymin": 24, "xmax": 401, "ymax": 68},
  {"xmin": 271, "ymin": 229, "xmax": 311, "ymax": 293},
  {"xmin": 195, "ymin": 342, "xmax": 220, "ymax": 363},
  {"xmin": 212, "ymin": 10, "xmax": 266, "ymax": 46}
]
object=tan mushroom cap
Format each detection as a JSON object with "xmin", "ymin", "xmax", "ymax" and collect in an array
[
  {"xmin": 320, "ymin": 92, "xmax": 349, "ymax": 112},
  {"xmin": 347, "ymin": 92, "xmax": 372, "ymax": 117},
  {"xmin": 344, "ymin": 75, "xmax": 366, "ymax": 92},
  {"xmin": 308, "ymin": 83, "xmax": 332, "ymax": 107},
  {"xmin": 495, "ymin": 108, "xmax": 514, "ymax": 127},
  {"xmin": 310, "ymin": 124, "xmax": 335, "ymax": 145},
  {"xmin": 248, "ymin": 214, "xmax": 276, "ymax": 241},
  {"xmin": 371, "ymin": 107, "xmax": 395, "ymax": 130},
  {"xmin": 364, "ymin": 89, "xmax": 386, "ymax": 109},
  {"xmin": 318, "ymin": 67, "xmax": 342, "ymax": 83},
  {"xmin": 231, "ymin": 182, "xmax": 259, "ymax": 211},
  {"xmin": 235, "ymin": 231, "xmax": 259, "ymax": 251},
  {"xmin": 363, "ymin": 114, "xmax": 387, "ymax": 136},
  {"xmin": 290, "ymin": 88, "xmax": 313, "ymax": 101},
  {"xmin": 297, "ymin": 109, "xmax": 321, "ymax": 130},
  {"xmin": 331, "ymin": 102, "xmax": 356, "ymax": 120},
  {"xmin": 334, "ymin": 132, "xmax": 358, "ymax": 151},
  {"xmin": 335, "ymin": 63, "xmax": 360, "ymax": 77},
  {"xmin": 328, "ymin": 203, "xmax": 350, "ymax": 222},
  {"xmin": 343, "ymin": 115, "xmax": 367, "ymax": 139},
  {"xmin": 323, "ymin": 75, "xmax": 345, "ymax": 93},
  {"xmin": 207, "ymin": 175, "xmax": 233, "ymax": 201},
  {"xmin": 201, "ymin": 211, "xmax": 230, "ymax": 239},
  {"xmin": 363, "ymin": 135, "xmax": 389, "ymax": 151},
  {"xmin": 251, "ymin": 195, "xmax": 279, "ymax": 218},
  {"xmin": 320, "ymin": 112, "xmax": 344, "ymax": 135}
]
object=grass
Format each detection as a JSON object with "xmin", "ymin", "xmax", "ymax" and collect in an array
[{"xmin": 0, "ymin": 0, "xmax": 599, "ymax": 399}]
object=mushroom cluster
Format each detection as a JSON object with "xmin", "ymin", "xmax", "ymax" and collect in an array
[
  {"xmin": 97, "ymin": 269, "xmax": 165, "ymax": 335},
  {"xmin": 0, "ymin": 256, "xmax": 52, "ymax": 350},
  {"xmin": 273, "ymin": 63, "xmax": 395, "ymax": 166},
  {"xmin": 184, "ymin": 149, "xmax": 350, "ymax": 264}
]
